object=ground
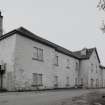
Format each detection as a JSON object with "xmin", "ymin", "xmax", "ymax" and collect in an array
[{"xmin": 0, "ymin": 89, "xmax": 104, "ymax": 105}]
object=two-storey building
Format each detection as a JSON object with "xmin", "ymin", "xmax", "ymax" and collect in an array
[
  {"xmin": 0, "ymin": 12, "xmax": 104, "ymax": 91},
  {"xmin": 0, "ymin": 26, "xmax": 80, "ymax": 91}
]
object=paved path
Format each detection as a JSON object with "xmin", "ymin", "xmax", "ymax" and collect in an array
[{"xmin": 0, "ymin": 89, "xmax": 103, "ymax": 105}]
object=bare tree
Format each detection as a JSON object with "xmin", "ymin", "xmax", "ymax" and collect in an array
[
  {"xmin": 97, "ymin": 0, "xmax": 105, "ymax": 33},
  {"xmin": 97, "ymin": 0, "xmax": 105, "ymax": 11}
]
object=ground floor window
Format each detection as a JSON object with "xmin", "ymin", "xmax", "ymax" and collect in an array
[
  {"xmin": 54, "ymin": 76, "xmax": 58, "ymax": 87},
  {"xmin": 81, "ymin": 78, "xmax": 83, "ymax": 84},
  {"xmin": 32, "ymin": 73, "xmax": 43, "ymax": 86},
  {"xmin": 75, "ymin": 78, "xmax": 78, "ymax": 86},
  {"xmin": 96, "ymin": 79, "xmax": 99, "ymax": 87},
  {"xmin": 90, "ymin": 78, "xmax": 94, "ymax": 87},
  {"xmin": 66, "ymin": 77, "xmax": 70, "ymax": 87}
]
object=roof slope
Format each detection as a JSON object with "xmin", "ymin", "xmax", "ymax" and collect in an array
[
  {"xmin": 73, "ymin": 48, "xmax": 100, "ymax": 63},
  {"xmin": 0, "ymin": 27, "xmax": 78, "ymax": 59}
]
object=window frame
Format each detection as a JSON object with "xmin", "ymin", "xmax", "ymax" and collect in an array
[
  {"xmin": 32, "ymin": 47, "xmax": 44, "ymax": 62},
  {"xmin": 32, "ymin": 73, "xmax": 43, "ymax": 87},
  {"xmin": 54, "ymin": 55, "xmax": 59, "ymax": 66}
]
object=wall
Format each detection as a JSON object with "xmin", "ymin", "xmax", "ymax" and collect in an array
[
  {"xmin": 88, "ymin": 50, "xmax": 100, "ymax": 88},
  {"xmin": 79, "ymin": 50, "xmax": 101, "ymax": 88},
  {"xmin": 79, "ymin": 59, "xmax": 89, "ymax": 87},
  {"xmin": 99, "ymin": 68, "xmax": 103, "ymax": 88},
  {"xmin": 0, "ymin": 35, "xmax": 16, "ymax": 90},
  {"xmin": 14, "ymin": 34, "xmax": 79, "ymax": 90},
  {"xmin": 53, "ymin": 51, "xmax": 79, "ymax": 88}
]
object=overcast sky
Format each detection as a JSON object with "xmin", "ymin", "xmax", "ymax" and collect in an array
[{"xmin": 0, "ymin": 0, "xmax": 105, "ymax": 65}]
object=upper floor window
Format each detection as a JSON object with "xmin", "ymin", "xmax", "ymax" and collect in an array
[
  {"xmin": 91, "ymin": 63, "xmax": 93, "ymax": 67},
  {"xmin": 76, "ymin": 62, "xmax": 79, "ymax": 70},
  {"xmin": 96, "ymin": 67, "xmax": 98, "ymax": 73},
  {"xmin": 54, "ymin": 55, "xmax": 59, "ymax": 66},
  {"xmin": 66, "ymin": 59, "xmax": 70, "ymax": 69},
  {"xmin": 33, "ymin": 47, "xmax": 43, "ymax": 61},
  {"xmin": 91, "ymin": 63, "xmax": 94, "ymax": 73},
  {"xmin": 38, "ymin": 48, "xmax": 43, "ymax": 61}
]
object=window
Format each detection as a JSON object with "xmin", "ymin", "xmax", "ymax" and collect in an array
[
  {"xmin": 55, "ymin": 55, "xmax": 59, "ymax": 66},
  {"xmin": 66, "ymin": 59, "xmax": 70, "ymax": 69},
  {"xmin": 91, "ymin": 63, "xmax": 93, "ymax": 66},
  {"xmin": 76, "ymin": 62, "xmax": 79, "ymax": 70},
  {"xmin": 54, "ymin": 76, "xmax": 58, "ymax": 87},
  {"xmin": 75, "ymin": 78, "xmax": 78, "ymax": 85},
  {"xmin": 91, "ymin": 63, "xmax": 93, "ymax": 73},
  {"xmin": 33, "ymin": 47, "xmax": 38, "ymax": 59},
  {"xmin": 38, "ymin": 48, "xmax": 43, "ymax": 61},
  {"xmin": 96, "ymin": 65, "xmax": 98, "ymax": 73},
  {"xmin": 91, "ymin": 78, "xmax": 94, "ymax": 87},
  {"xmin": 81, "ymin": 78, "xmax": 83, "ymax": 85},
  {"xmin": 96, "ymin": 69, "xmax": 98, "ymax": 73},
  {"xmin": 33, "ymin": 47, "xmax": 43, "ymax": 61},
  {"xmin": 32, "ymin": 73, "xmax": 43, "ymax": 86},
  {"xmin": 96, "ymin": 65, "xmax": 97, "ymax": 69},
  {"xmin": 66, "ymin": 77, "xmax": 70, "ymax": 86},
  {"xmin": 96, "ymin": 79, "xmax": 99, "ymax": 87}
]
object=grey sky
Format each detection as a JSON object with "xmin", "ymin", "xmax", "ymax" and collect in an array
[{"xmin": 0, "ymin": 0, "xmax": 105, "ymax": 65}]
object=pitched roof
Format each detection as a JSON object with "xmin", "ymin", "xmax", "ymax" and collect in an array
[
  {"xmin": 0, "ymin": 27, "xmax": 78, "ymax": 59},
  {"xmin": 73, "ymin": 48, "xmax": 100, "ymax": 63}
]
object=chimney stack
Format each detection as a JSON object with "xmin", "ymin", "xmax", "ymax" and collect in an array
[{"xmin": 0, "ymin": 11, "xmax": 3, "ymax": 36}]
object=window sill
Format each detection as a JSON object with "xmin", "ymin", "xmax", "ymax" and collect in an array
[{"xmin": 32, "ymin": 58, "xmax": 44, "ymax": 62}]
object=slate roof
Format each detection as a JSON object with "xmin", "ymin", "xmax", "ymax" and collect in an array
[
  {"xmin": 73, "ymin": 48, "xmax": 100, "ymax": 63},
  {"xmin": 0, "ymin": 27, "xmax": 78, "ymax": 59}
]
